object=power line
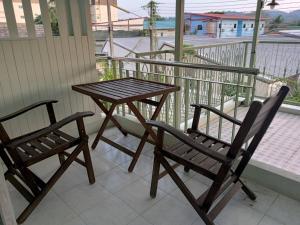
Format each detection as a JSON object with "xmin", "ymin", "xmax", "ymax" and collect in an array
[
  {"xmin": 158, "ymin": 4, "xmax": 300, "ymax": 12},
  {"xmin": 157, "ymin": 1, "xmax": 300, "ymax": 9}
]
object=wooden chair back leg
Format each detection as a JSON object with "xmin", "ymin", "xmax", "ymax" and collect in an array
[
  {"xmin": 82, "ymin": 143, "xmax": 95, "ymax": 184},
  {"xmin": 150, "ymin": 151, "xmax": 161, "ymax": 198},
  {"xmin": 16, "ymin": 143, "xmax": 84, "ymax": 224}
]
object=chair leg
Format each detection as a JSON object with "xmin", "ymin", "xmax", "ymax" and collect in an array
[
  {"xmin": 16, "ymin": 143, "xmax": 83, "ymax": 224},
  {"xmin": 160, "ymin": 157, "xmax": 216, "ymax": 225},
  {"xmin": 58, "ymin": 153, "xmax": 65, "ymax": 165},
  {"xmin": 82, "ymin": 143, "xmax": 95, "ymax": 184},
  {"xmin": 239, "ymin": 179, "xmax": 256, "ymax": 200},
  {"xmin": 150, "ymin": 151, "xmax": 161, "ymax": 198},
  {"xmin": 184, "ymin": 166, "xmax": 190, "ymax": 173}
]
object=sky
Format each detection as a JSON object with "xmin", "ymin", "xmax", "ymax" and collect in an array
[{"xmin": 117, "ymin": 0, "xmax": 300, "ymax": 18}]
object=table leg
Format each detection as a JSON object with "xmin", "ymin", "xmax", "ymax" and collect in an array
[
  {"xmin": 92, "ymin": 97, "xmax": 128, "ymax": 136},
  {"xmin": 127, "ymin": 94, "xmax": 168, "ymax": 172},
  {"xmin": 91, "ymin": 103, "xmax": 117, "ymax": 149}
]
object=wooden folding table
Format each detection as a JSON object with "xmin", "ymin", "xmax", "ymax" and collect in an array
[{"xmin": 72, "ymin": 78, "xmax": 180, "ymax": 172}]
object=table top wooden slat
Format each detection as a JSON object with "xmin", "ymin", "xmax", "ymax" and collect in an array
[{"xmin": 72, "ymin": 78, "xmax": 180, "ymax": 104}]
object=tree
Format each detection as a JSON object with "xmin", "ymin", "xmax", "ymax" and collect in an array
[
  {"xmin": 269, "ymin": 15, "xmax": 284, "ymax": 30},
  {"xmin": 34, "ymin": 0, "xmax": 59, "ymax": 35}
]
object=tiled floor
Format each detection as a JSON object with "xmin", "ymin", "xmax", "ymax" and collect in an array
[
  {"xmin": 202, "ymin": 106, "xmax": 300, "ymax": 176},
  {"xmin": 6, "ymin": 128, "xmax": 300, "ymax": 225}
]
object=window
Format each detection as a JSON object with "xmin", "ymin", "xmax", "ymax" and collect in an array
[
  {"xmin": 197, "ymin": 24, "xmax": 203, "ymax": 30},
  {"xmin": 19, "ymin": 5, "xmax": 23, "ymax": 9},
  {"xmin": 251, "ymin": 24, "xmax": 254, "ymax": 28},
  {"xmin": 234, "ymin": 24, "xmax": 237, "ymax": 28},
  {"xmin": 243, "ymin": 24, "xmax": 246, "ymax": 28},
  {"xmin": 219, "ymin": 23, "xmax": 222, "ymax": 28},
  {"xmin": 262, "ymin": 24, "xmax": 264, "ymax": 28}
]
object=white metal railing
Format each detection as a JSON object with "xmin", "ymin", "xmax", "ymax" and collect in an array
[{"xmin": 96, "ymin": 57, "xmax": 259, "ymax": 142}]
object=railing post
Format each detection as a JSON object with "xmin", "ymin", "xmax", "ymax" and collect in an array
[
  {"xmin": 174, "ymin": 0, "xmax": 185, "ymax": 129},
  {"xmin": 184, "ymin": 79, "xmax": 190, "ymax": 130},
  {"xmin": 245, "ymin": 0, "xmax": 263, "ymax": 105},
  {"xmin": 135, "ymin": 54, "xmax": 142, "ymax": 113}
]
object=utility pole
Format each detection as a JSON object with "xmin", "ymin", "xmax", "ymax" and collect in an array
[
  {"xmin": 250, "ymin": 0, "xmax": 263, "ymax": 68},
  {"xmin": 107, "ymin": 0, "xmax": 114, "ymax": 57},
  {"xmin": 245, "ymin": 0, "xmax": 263, "ymax": 104},
  {"xmin": 143, "ymin": 1, "xmax": 160, "ymax": 53},
  {"xmin": 148, "ymin": 1, "xmax": 157, "ymax": 53}
]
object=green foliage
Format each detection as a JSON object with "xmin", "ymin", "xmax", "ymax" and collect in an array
[
  {"xmin": 143, "ymin": 1, "xmax": 161, "ymax": 22},
  {"xmin": 183, "ymin": 44, "xmax": 196, "ymax": 56},
  {"xmin": 276, "ymin": 78, "xmax": 300, "ymax": 103},
  {"xmin": 99, "ymin": 61, "xmax": 114, "ymax": 81},
  {"xmin": 34, "ymin": 1, "xmax": 59, "ymax": 35},
  {"xmin": 207, "ymin": 11, "xmax": 225, "ymax": 14},
  {"xmin": 269, "ymin": 15, "xmax": 284, "ymax": 30},
  {"xmin": 224, "ymin": 83, "xmax": 237, "ymax": 97}
]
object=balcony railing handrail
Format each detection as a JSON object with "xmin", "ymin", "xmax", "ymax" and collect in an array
[
  {"xmin": 122, "ymin": 68, "xmax": 253, "ymax": 87},
  {"xmin": 136, "ymin": 40, "xmax": 300, "ymax": 57},
  {"xmin": 243, "ymin": 40, "xmax": 300, "ymax": 45},
  {"xmin": 136, "ymin": 41, "xmax": 247, "ymax": 57},
  {"xmin": 110, "ymin": 56, "xmax": 260, "ymax": 75}
]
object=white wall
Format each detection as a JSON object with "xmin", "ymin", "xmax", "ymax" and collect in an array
[
  {"xmin": 0, "ymin": 0, "xmax": 100, "ymax": 138},
  {"xmin": 90, "ymin": 4, "xmax": 118, "ymax": 24}
]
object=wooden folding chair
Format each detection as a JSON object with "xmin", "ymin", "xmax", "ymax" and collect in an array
[
  {"xmin": 0, "ymin": 100, "xmax": 95, "ymax": 224},
  {"xmin": 147, "ymin": 86, "xmax": 289, "ymax": 225}
]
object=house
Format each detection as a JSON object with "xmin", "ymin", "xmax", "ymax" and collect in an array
[
  {"xmin": 93, "ymin": 17, "xmax": 145, "ymax": 31},
  {"xmin": 90, "ymin": 0, "xmax": 118, "ymax": 24},
  {"xmin": 184, "ymin": 13, "xmax": 265, "ymax": 38}
]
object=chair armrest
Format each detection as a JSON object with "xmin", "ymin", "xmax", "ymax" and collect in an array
[
  {"xmin": 191, "ymin": 104, "xmax": 242, "ymax": 126},
  {"xmin": 0, "ymin": 100, "xmax": 58, "ymax": 123},
  {"xmin": 7, "ymin": 112, "xmax": 94, "ymax": 148},
  {"xmin": 146, "ymin": 120, "xmax": 231, "ymax": 164}
]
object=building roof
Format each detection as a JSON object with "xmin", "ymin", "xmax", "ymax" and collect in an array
[
  {"xmin": 185, "ymin": 12, "xmax": 265, "ymax": 21},
  {"xmin": 144, "ymin": 19, "xmax": 176, "ymax": 30}
]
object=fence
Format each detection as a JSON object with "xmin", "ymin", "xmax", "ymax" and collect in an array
[
  {"xmin": 96, "ymin": 56, "xmax": 259, "ymax": 142},
  {"xmin": 139, "ymin": 40, "xmax": 300, "ymax": 79}
]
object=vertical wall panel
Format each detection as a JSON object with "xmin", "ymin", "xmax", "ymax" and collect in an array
[
  {"xmin": 0, "ymin": 0, "xmax": 99, "ymax": 137},
  {"xmin": 39, "ymin": 0, "xmax": 52, "ymax": 37},
  {"xmin": 21, "ymin": 0, "xmax": 36, "ymax": 37},
  {"xmin": 2, "ymin": 0, "xmax": 18, "ymax": 38}
]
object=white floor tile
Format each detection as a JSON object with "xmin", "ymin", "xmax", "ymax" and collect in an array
[
  {"xmin": 266, "ymin": 195, "xmax": 300, "ymax": 225},
  {"xmin": 84, "ymin": 154, "xmax": 117, "ymax": 177},
  {"xmin": 97, "ymin": 166, "xmax": 140, "ymax": 193},
  {"xmin": 169, "ymin": 178, "xmax": 208, "ymax": 204},
  {"xmin": 58, "ymin": 182, "xmax": 113, "ymax": 214},
  {"xmin": 115, "ymin": 179, "xmax": 166, "ymax": 214},
  {"xmin": 258, "ymin": 216, "xmax": 285, "ymax": 225},
  {"xmin": 29, "ymin": 156, "xmax": 61, "ymax": 179},
  {"xmin": 100, "ymin": 147, "xmax": 133, "ymax": 165},
  {"xmin": 215, "ymin": 200, "xmax": 264, "ymax": 225},
  {"xmin": 52, "ymin": 165, "xmax": 89, "ymax": 194},
  {"xmin": 143, "ymin": 169, "xmax": 191, "ymax": 194},
  {"xmin": 79, "ymin": 195, "xmax": 137, "ymax": 225},
  {"xmin": 127, "ymin": 216, "xmax": 153, "ymax": 225},
  {"xmin": 233, "ymin": 181, "xmax": 278, "ymax": 213},
  {"xmin": 119, "ymin": 154, "xmax": 154, "ymax": 177},
  {"xmin": 142, "ymin": 195, "xmax": 198, "ymax": 225},
  {"xmin": 23, "ymin": 192, "xmax": 77, "ymax": 225},
  {"xmin": 62, "ymin": 217, "xmax": 87, "ymax": 225}
]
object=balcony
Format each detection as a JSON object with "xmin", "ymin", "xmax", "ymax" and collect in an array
[{"xmin": 1, "ymin": 1, "xmax": 300, "ymax": 225}]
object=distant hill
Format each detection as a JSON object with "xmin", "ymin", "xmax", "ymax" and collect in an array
[{"xmin": 262, "ymin": 10, "xmax": 300, "ymax": 23}]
